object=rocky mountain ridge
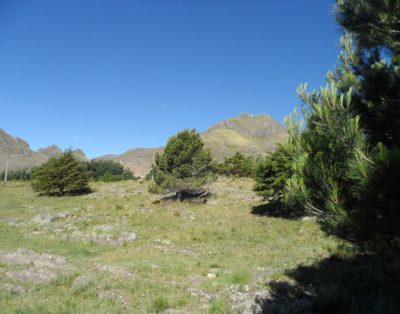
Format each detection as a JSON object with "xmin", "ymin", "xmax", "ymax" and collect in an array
[
  {"xmin": 0, "ymin": 129, "xmax": 87, "ymax": 172},
  {"xmin": 1, "ymin": 113, "xmax": 286, "ymax": 176}
]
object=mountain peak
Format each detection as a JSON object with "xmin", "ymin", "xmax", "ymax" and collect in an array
[
  {"xmin": 0, "ymin": 129, "xmax": 87, "ymax": 171},
  {"xmin": 0, "ymin": 128, "xmax": 32, "ymax": 157},
  {"xmin": 37, "ymin": 145, "xmax": 62, "ymax": 157},
  {"xmin": 207, "ymin": 113, "xmax": 285, "ymax": 139}
]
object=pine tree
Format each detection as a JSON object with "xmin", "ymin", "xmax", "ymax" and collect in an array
[
  {"xmin": 253, "ymin": 145, "xmax": 292, "ymax": 202},
  {"xmin": 280, "ymin": 0, "xmax": 400, "ymax": 253},
  {"xmin": 218, "ymin": 152, "xmax": 254, "ymax": 177},
  {"xmin": 149, "ymin": 129, "xmax": 215, "ymax": 195},
  {"xmin": 31, "ymin": 151, "xmax": 90, "ymax": 196}
]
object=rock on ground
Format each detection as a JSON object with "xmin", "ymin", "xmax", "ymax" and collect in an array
[
  {"xmin": 98, "ymin": 289, "xmax": 130, "ymax": 306},
  {"xmin": 95, "ymin": 263, "xmax": 134, "ymax": 279},
  {"xmin": 71, "ymin": 275, "xmax": 93, "ymax": 292},
  {"xmin": 0, "ymin": 248, "xmax": 71, "ymax": 284}
]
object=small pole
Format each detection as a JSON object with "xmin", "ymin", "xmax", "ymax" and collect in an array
[{"xmin": 4, "ymin": 157, "xmax": 9, "ymax": 183}]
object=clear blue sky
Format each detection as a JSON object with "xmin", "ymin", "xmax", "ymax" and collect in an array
[{"xmin": 0, "ymin": 0, "xmax": 341, "ymax": 158}]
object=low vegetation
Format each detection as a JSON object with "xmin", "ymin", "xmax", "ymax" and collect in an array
[
  {"xmin": 86, "ymin": 160, "xmax": 137, "ymax": 182},
  {"xmin": 0, "ymin": 168, "xmax": 32, "ymax": 181}
]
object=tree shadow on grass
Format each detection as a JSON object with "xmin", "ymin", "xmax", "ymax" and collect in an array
[
  {"xmin": 257, "ymin": 253, "xmax": 400, "ymax": 314},
  {"xmin": 251, "ymin": 202, "xmax": 304, "ymax": 219}
]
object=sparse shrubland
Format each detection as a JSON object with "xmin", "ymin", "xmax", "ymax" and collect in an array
[
  {"xmin": 0, "ymin": 178, "xmax": 338, "ymax": 313},
  {"xmin": 1, "ymin": 0, "xmax": 399, "ymax": 313}
]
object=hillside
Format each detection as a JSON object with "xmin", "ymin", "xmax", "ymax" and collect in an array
[
  {"xmin": 97, "ymin": 113, "xmax": 287, "ymax": 176},
  {"xmin": 202, "ymin": 113, "xmax": 286, "ymax": 159},
  {"xmin": 97, "ymin": 147, "xmax": 164, "ymax": 178},
  {"xmin": 0, "ymin": 129, "xmax": 88, "ymax": 172}
]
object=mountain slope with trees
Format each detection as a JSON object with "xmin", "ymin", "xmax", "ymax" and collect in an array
[{"xmin": 97, "ymin": 113, "xmax": 286, "ymax": 176}]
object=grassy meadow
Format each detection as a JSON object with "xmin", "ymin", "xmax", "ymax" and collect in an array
[{"xmin": 0, "ymin": 178, "xmax": 338, "ymax": 313}]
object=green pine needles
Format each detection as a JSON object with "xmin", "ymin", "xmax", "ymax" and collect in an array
[
  {"xmin": 218, "ymin": 152, "xmax": 255, "ymax": 177},
  {"xmin": 254, "ymin": 0, "xmax": 400, "ymax": 254},
  {"xmin": 149, "ymin": 129, "xmax": 215, "ymax": 195},
  {"xmin": 31, "ymin": 151, "xmax": 91, "ymax": 196}
]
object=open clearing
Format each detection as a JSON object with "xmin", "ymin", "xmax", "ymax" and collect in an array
[{"xmin": 0, "ymin": 178, "xmax": 337, "ymax": 313}]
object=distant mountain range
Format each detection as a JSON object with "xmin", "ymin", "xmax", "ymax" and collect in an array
[
  {"xmin": 96, "ymin": 113, "xmax": 287, "ymax": 176},
  {"xmin": 0, "ymin": 129, "xmax": 87, "ymax": 172},
  {"xmin": 0, "ymin": 113, "xmax": 286, "ymax": 176}
]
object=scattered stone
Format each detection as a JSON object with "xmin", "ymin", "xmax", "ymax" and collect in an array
[
  {"xmin": 187, "ymin": 288, "xmax": 214, "ymax": 301},
  {"xmin": 207, "ymin": 273, "xmax": 216, "ymax": 279},
  {"xmin": 153, "ymin": 239, "xmax": 172, "ymax": 246},
  {"xmin": 70, "ymin": 230, "xmax": 137, "ymax": 245},
  {"xmin": 2, "ymin": 217, "xmax": 26, "ymax": 226},
  {"xmin": 152, "ymin": 240, "xmax": 195, "ymax": 256},
  {"xmin": 98, "ymin": 289, "xmax": 130, "ymax": 306},
  {"xmin": 0, "ymin": 248, "xmax": 67, "ymax": 268},
  {"xmin": 71, "ymin": 275, "xmax": 92, "ymax": 292},
  {"xmin": 95, "ymin": 263, "xmax": 134, "ymax": 279},
  {"xmin": 118, "ymin": 232, "xmax": 138, "ymax": 242},
  {"xmin": 31, "ymin": 211, "xmax": 70, "ymax": 225},
  {"xmin": 0, "ymin": 248, "xmax": 71, "ymax": 284},
  {"xmin": 4, "ymin": 283, "xmax": 26, "ymax": 295},
  {"xmin": 6, "ymin": 267, "xmax": 59, "ymax": 284},
  {"xmin": 229, "ymin": 284, "xmax": 250, "ymax": 310},
  {"xmin": 31, "ymin": 214, "xmax": 55, "ymax": 225},
  {"xmin": 92, "ymin": 224, "xmax": 123, "ymax": 232},
  {"xmin": 243, "ymin": 291, "xmax": 270, "ymax": 314},
  {"xmin": 187, "ymin": 275, "xmax": 207, "ymax": 285},
  {"xmin": 243, "ymin": 289, "xmax": 314, "ymax": 314}
]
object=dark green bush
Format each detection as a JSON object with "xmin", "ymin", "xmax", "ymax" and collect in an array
[
  {"xmin": 217, "ymin": 152, "xmax": 254, "ymax": 177},
  {"xmin": 253, "ymin": 145, "xmax": 292, "ymax": 201},
  {"xmin": 86, "ymin": 160, "xmax": 137, "ymax": 182},
  {"xmin": 0, "ymin": 168, "xmax": 32, "ymax": 181},
  {"xmin": 31, "ymin": 151, "xmax": 91, "ymax": 196}
]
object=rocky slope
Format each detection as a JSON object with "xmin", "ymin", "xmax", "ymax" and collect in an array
[
  {"xmin": 97, "ymin": 113, "xmax": 287, "ymax": 176},
  {"xmin": 0, "ymin": 129, "xmax": 87, "ymax": 172}
]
